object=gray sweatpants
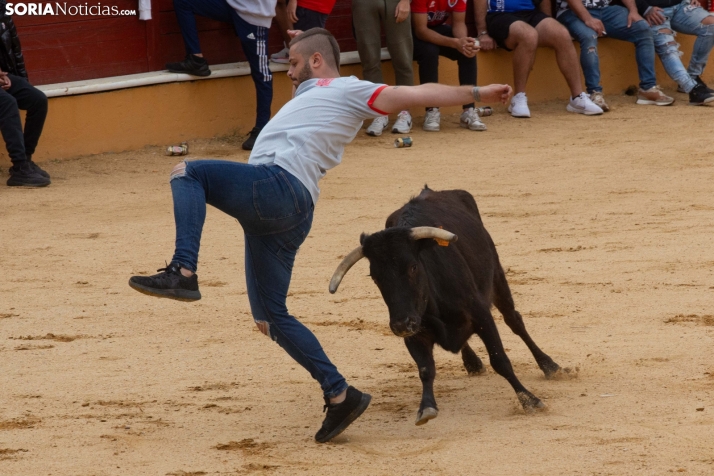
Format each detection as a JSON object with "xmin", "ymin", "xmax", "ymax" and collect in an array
[{"xmin": 352, "ymin": 0, "xmax": 414, "ymax": 86}]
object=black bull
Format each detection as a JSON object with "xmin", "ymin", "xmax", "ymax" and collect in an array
[{"xmin": 330, "ymin": 187, "xmax": 561, "ymax": 425}]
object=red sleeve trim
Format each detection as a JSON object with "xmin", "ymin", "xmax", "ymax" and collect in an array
[{"xmin": 368, "ymin": 85, "xmax": 390, "ymax": 116}]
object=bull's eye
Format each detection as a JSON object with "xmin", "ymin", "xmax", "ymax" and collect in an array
[{"xmin": 409, "ymin": 264, "xmax": 418, "ymax": 275}]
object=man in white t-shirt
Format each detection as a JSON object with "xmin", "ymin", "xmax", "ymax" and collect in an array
[{"xmin": 129, "ymin": 28, "xmax": 511, "ymax": 443}]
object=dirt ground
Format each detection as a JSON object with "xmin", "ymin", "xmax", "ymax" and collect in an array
[{"xmin": 1, "ymin": 95, "xmax": 714, "ymax": 476}]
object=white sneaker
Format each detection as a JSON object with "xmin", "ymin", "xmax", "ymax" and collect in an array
[
  {"xmin": 423, "ymin": 108, "xmax": 440, "ymax": 132},
  {"xmin": 270, "ymin": 45, "xmax": 289, "ymax": 64},
  {"xmin": 366, "ymin": 116, "xmax": 389, "ymax": 136},
  {"xmin": 391, "ymin": 111, "xmax": 412, "ymax": 133},
  {"xmin": 567, "ymin": 92, "xmax": 603, "ymax": 115},
  {"xmin": 508, "ymin": 92, "xmax": 531, "ymax": 118},
  {"xmin": 459, "ymin": 107, "xmax": 487, "ymax": 131}
]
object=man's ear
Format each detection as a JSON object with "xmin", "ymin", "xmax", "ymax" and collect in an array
[{"xmin": 311, "ymin": 52, "xmax": 323, "ymax": 68}]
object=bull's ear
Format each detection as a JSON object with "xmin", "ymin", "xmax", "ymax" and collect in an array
[
  {"xmin": 415, "ymin": 236, "xmax": 438, "ymax": 254},
  {"xmin": 359, "ymin": 232, "xmax": 370, "ymax": 246}
]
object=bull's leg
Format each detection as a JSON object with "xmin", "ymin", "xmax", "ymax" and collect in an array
[
  {"xmin": 492, "ymin": 266, "xmax": 560, "ymax": 378},
  {"xmin": 461, "ymin": 343, "xmax": 486, "ymax": 375},
  {"xmin": 404, "ymin": 334, "xmax": 439, "ymax": 426},
  {"xmin": 472, "ymin": 304, "xmax": 545, "ymax": 412}
]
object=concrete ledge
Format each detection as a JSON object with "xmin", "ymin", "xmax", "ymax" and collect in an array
[{"xmin": 38, "ymin": 50, "xmax": 392, "ymax": 98}]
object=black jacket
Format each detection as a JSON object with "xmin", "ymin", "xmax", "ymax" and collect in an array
[{"xmin": 0, "ymin": 1, "xmax": 27, "ymax": 78}]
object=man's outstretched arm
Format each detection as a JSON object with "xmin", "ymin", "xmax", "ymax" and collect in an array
[{"xmin": 371, "ymin": 83, "xmax": 512, "ymax": 115}]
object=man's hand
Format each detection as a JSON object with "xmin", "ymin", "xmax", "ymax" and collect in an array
[
  {"xmin": 645, "ymin": 6, "xmax": 666, "ymax": 25},
  {"xmin": 287, "ymin": 0, "xmax": 298, "ymax": 23},
  {"xmin": 287, "ymin": 29, "xmax": 303, "ymax": 39},
  {"xmin": 627, "ymin": 11, "xmax": 644, "ymax": 28},
  {"xmin": 455, "ymin": 37, "xmax": 479, "ymax": 57},
  {"xmin": 478, "ymin": 84, "xmax": 512, "ymax": 104},
  {"xmin": 0, "ymin": 72, "xmax": 11, "ymax": 90},
  {"xmin": 395, "ymin": 0, "xmax": 410, "ymax": 23},
  {"xmin": 584, "ymin": 17, "xmax": 606, "ymax": 36},
  {"xmin": 691, "ymin": 0, "xmax": 701, "ymax": 7},
  {"xmin": 478, "ymin": 33, "xmax": 496, "ymax": 51}
]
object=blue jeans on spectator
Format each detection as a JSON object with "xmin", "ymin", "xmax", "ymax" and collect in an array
[
  {"xmin": 172, "ymin": 0, "xmax": 272, "ymax": 130},
  {"xmin": 170, "ymin": 160, "xmax": 348, "ymax": 399},
  {"xmin": 559, "ymin": 6, "xmax": 656, "ymax": 93},
  {"xmin": 650, "ymin": 1, "xmax": 714, "ymax": 93}
]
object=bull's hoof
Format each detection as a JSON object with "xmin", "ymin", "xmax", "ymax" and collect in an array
[
  {"xmin": 465, "ymin": 366, "xmax": 487, "ymax": 376},
  {"xmin": 517, "ymin": 392, "xmax": 546, "ymax": 414},
  {"xmin": 415, "ymin": 407, "xmax": 438, "ymax": 426},
  {"xmin": 539, "ymin": 359, "xmax": 561, "ymax": 379},
  {"xmin": 461, "ymin": 346, "xmax": 485, "ymax": 375},
  {"xmin": 546, "ymin": 365, "xmax": 578, "ymax": 380},
  {"xmin": 463, "ymin": 358, "xmax": 486, "ymax": 376}
]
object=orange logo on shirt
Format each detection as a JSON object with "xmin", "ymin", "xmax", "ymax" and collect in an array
[{"xmin": 317, "ymin": 78, "xmax": 334, "ymax": 86}]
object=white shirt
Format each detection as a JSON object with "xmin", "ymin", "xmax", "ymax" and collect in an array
[
  {"xmin": 249, "ymin": 76, "xmax": 387, "ymax": 205},
  {"xmin": 225, "ymin": 0, "xmax": 277, "ymax": 28}
]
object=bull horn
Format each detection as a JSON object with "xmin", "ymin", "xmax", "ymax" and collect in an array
[
  {"xmin": 410, "ymin": 226, "xmax": 458, "ymax": 243},
  {"xmin": 329, "ymin": 246, "xmax": 365, "ymax": 294}
]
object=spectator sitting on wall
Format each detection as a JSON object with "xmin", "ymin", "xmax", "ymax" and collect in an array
[
  {"xmin": 475, "ymin": 0, "xmax": 604, "ymax": 117},
  {"xmin": 166, "ymin": 0, "xmax": 276, "ymax": 150},
  {"xmin": 636, "ymin": 0, "xmax": 714, "ymax": 105},
  {"xmin": 353, "ymin": 0, "xmax": 416, "ymax": 136},
  {"xmin": 412, "ymin": 0, "xmax": 486, "ymax": 132},
  {"xmin": 556, "ymin": 0, "xmax": 676, "ymax": 110},
  {"xmin": 271, "ymin": 0, "xmax": 337, "ymax": 63},
  {"xmin": 0, "ymin": 1, "xmax": 50, "ymax": 187}
]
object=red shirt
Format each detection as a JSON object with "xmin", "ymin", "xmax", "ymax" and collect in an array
[
  {"xmin": 298, "ymin": 0, "xmax": 337, "ymax": 15},
  {"xmin": 411, "ymin": 0, "xmax": 467, "ymax": 27}
]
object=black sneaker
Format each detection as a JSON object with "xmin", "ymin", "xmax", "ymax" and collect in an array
[
  {"xmin": 6, "ymin": 161, "xmax": 51, "ymax": 187},
  {"xmin": 27, "ymin": 160, "xmax": 50, "ymax": 179},
  {"xmin": 242, "ymin": 127, "xmax": 261, "ymax": 151},
  {"xmin": 166, "ymin": 54, "xmax": 211, "ymax": 77},
  {"xmin": 315, "ymin": 386, "xmax": 371, "ymax": 443},
  {"xmin": 689, "ymin": 83, "xmax": 714, "ymax": 105},
  {"xmin": 128, "ymin": 262, "xmax": 201, "ymax": 301},
  {"xmin": 678, "ymin": 75, "xmax": 714, "ymax": 93}
]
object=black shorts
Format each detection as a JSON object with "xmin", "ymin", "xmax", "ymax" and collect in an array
[
  {"xmin": 293, "ymin": 6, "xmax": 328, "ymax": 31},
  {"xmin": 486, "ymin": 10, "xmax": 549, "ymax": 50}
]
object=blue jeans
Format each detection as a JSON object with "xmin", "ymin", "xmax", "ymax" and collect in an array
[
  {"xmin": 559, "ymin": 6, "xmax": 657, "ymax": 93},
  {"xmin": 170, "ymin": 160, "xmax": 348, "ymax": 399},
  {"xmin": 172, "ymin": 0, "xmax": 272, "ymax": 130},
  {"xmin": 650, "ymin": 1, "xmax": 714, "ymax": 93}
]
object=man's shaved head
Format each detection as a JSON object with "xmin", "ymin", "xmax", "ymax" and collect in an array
[{"xmin": 289, "ymin": 28, "xmax": 340, "ymax": 72}]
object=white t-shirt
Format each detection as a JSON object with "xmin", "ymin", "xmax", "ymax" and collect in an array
[
  {"xmin": 225, "ymin": 0, "xmax": 277, "ymax": 28},
  {"xmin": 249, "ymin": 76, "xmax": 387, "ymax": 205}
]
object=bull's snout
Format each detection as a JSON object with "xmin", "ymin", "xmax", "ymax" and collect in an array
[{"xmin": 390, "ymin": 317, "xmax": 419, "ymax": 337}]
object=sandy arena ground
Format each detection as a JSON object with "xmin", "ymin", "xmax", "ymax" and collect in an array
[{"xmin": 1, "ymin": 95, "xmax": 714, "ymax": 475}]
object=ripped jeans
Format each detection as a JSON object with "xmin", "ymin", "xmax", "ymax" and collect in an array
[
  {"xmin": 650, "ymin": 1, "xmax": 714, "ymax": 93},
  {"xmin": 559, "ymin": 6, "xmax": 657, "ymax": 93},
  {"xmin": 170, "ymin": 160, "xmax": 348, "ymax": 399}
]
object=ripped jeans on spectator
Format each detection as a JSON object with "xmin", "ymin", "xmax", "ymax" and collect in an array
[{"xmin": 649, "ymin": 0, "xmax": 714, "ymax": 93}]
